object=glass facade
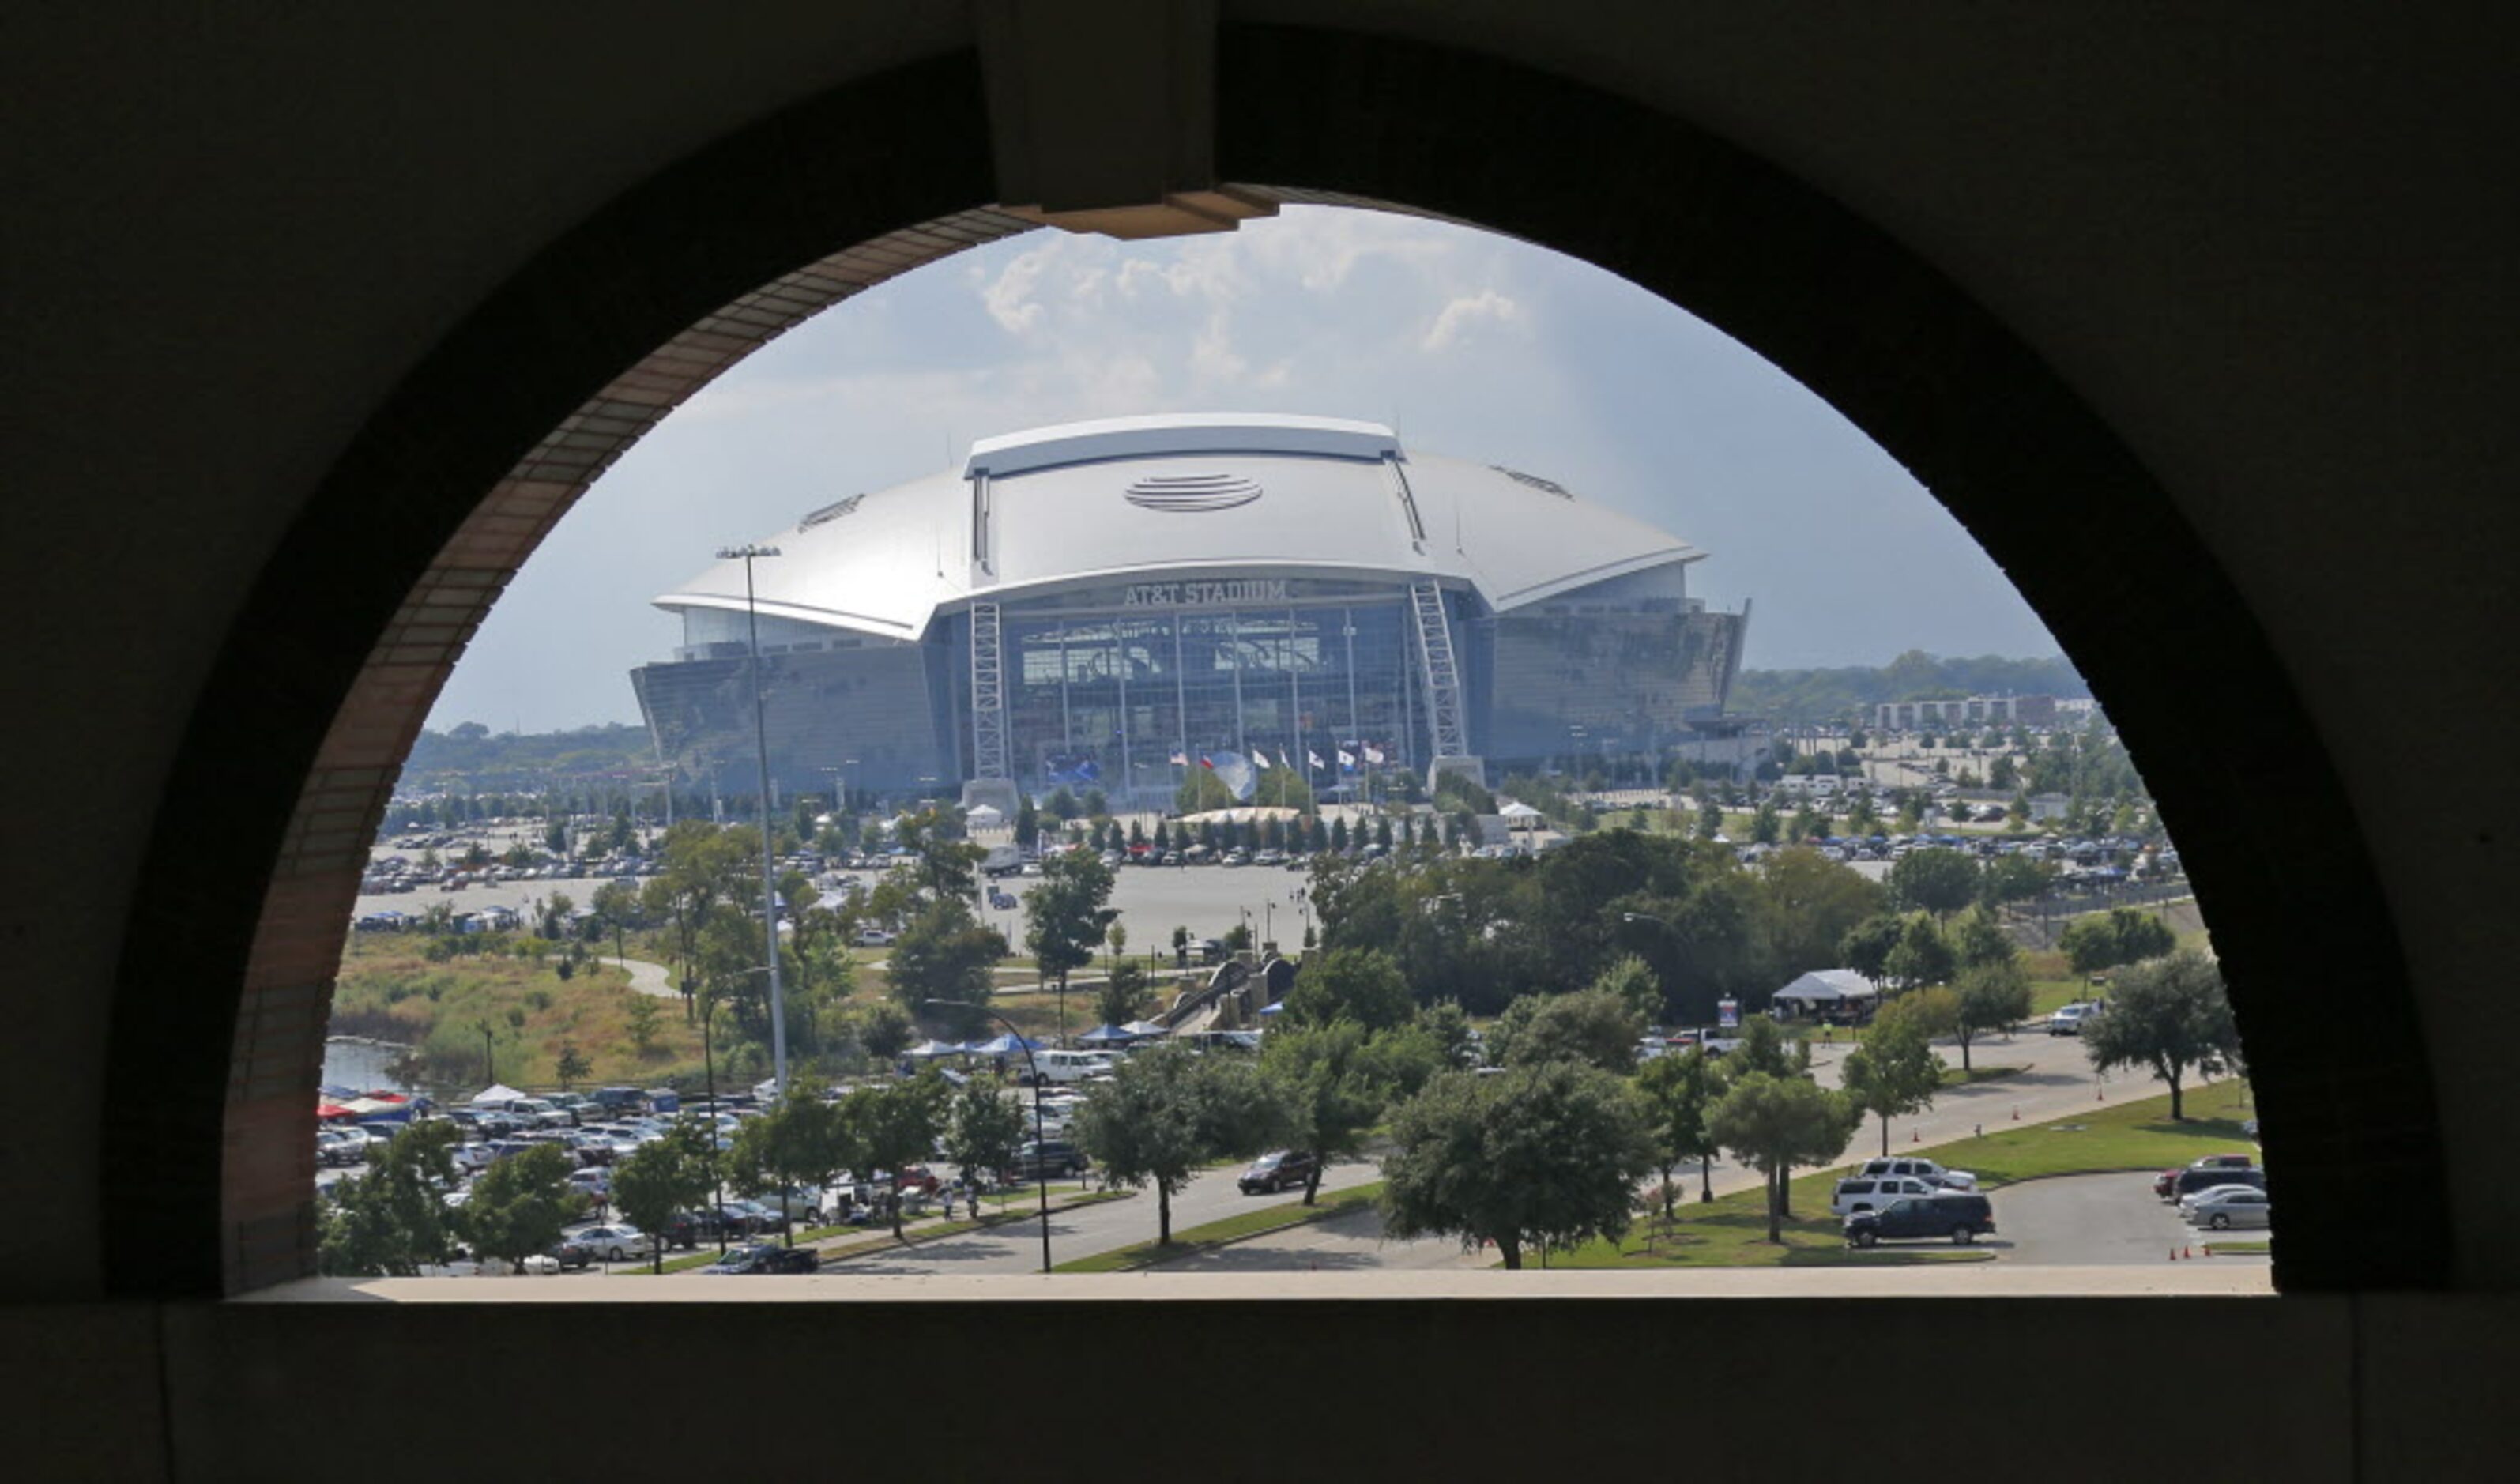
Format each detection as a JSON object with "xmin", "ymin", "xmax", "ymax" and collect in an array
[
  {"xmin": 634, "ymin": 573, "xmax": 1746, "ymax": 799},
  {"xmin": 949, "ymin": 589, "xmax": 1426, "ymax": 804}
]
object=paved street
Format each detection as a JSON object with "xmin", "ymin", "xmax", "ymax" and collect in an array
[{"xmin": 1993, "ymin": 1173, "xmax": 2273, "ymax": 1265}]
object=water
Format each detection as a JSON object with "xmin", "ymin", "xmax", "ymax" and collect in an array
[{"xmin": 321, "ymin": 1038, "xmax": 416, "ymax": 1096}]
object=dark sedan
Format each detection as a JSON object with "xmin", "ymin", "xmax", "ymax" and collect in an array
[{"xmin": 702, "ymin": 1244, "xmax": 819, "ymax": 1275}]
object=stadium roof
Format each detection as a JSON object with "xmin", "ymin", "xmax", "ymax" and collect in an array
[{"xmin": 659, "ymin": 413, "xmax": 1703, "ymax": 641}]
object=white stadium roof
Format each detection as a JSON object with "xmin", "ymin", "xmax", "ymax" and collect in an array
[{"xmin": 658, "ymin": 413, "xmax": 1703, "ymax": 641}]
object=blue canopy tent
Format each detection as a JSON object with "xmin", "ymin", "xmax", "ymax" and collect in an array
[{"xmin": 974, "ymin": 1032, "xmax": 1043, "ymax": 1056}]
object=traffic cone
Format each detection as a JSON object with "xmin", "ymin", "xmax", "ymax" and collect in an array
[
  {"xmin": 2170, "ymin": 1247, "xmax": 2180, "ymax": 1261},
  {"xmin": 2183, "ymin": 1245, "xmax": 2194, "ymax": 1260},
  {"xmin": 1912, "ymin": 1128, "xmax": 1920, "ymax": 1143},
  {"xmin": 2011, "ymin": 1107, "xmax": 2019, "ymax": 1121}
]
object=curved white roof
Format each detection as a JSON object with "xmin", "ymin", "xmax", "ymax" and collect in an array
[{"xmin": 660, "ymin": 413, "xmax": 1702, "ymax": 641}]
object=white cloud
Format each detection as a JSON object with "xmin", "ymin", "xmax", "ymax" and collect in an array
[{"xmin": 1422, "ymin": 288, "xmax": 1521, "ymax": 351}]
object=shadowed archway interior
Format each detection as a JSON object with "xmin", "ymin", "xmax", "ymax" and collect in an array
[{"xmin": 107, "ymin": 27, "xmax": 2442, "ymax": 1297}]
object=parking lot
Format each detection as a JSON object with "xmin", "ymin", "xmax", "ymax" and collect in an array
[{"xmin": 1987, "ymin": 1173, "xmax": 2273, "ymax": 1264}]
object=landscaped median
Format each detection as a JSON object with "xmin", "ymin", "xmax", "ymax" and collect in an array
[
  {"xmin": 632, "ymin": 1188, "xmax": 1136, "ymax": 1274},
  {"xmin": 1546, "ymin": 1076, "xmax": 2257, "ymax": 1269},
  {"xmin": 1052, "ymin": 1181, "xmax": 1386, "ymax": 1273}
]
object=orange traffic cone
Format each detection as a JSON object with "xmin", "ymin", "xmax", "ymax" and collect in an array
[
  {"xmin": 1911, "ymin": 1128, "xmax": 1920, "ymax": 1143},
  {"xmin": 2183, "ymin": 1245, "xmax": 2194, "ymax": 1260},
  {"xmin": 2170, "ymin": 1247, "xmax": 2181, "ymax": 1261},
  {"xmin": 2011, "ymin": 1107, "xmax": 2019, "ymax": 1121}
]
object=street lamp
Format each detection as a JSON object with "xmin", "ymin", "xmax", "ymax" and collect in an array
[
  {"xmin": 925, "ymin": 999, "xmax": 1054, "ymax": 1275},
  {"xmin": 718, "ymin": 540, "xmax": 790, "ymax": 1096}
]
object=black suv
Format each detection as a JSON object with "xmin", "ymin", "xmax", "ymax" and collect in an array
[
  {"xmin": 1010, "ymin": 1139, "xmax": 1088, "ymax": 1179},
  {"xmin": 2164, "ymin": 1166, "xmax": 2268, "ymax": 1202},
  {"xmin": 1845, "ymin": 1192, "xmax": 1996, "ymax": 1246},
  {"xmin": 1237, "ymin": 1150, "xmax": 1318, "ymax": 1196}
]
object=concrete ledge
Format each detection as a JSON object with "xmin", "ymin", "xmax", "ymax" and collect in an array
[{"xmin": 249, "ymin": 1262, "xmax": 2273, "ymax": 1302}]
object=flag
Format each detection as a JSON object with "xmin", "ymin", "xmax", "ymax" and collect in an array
[
  {"xmin": 1309, "ymin": 749, "xmax": 1326, "ymax": 770},
  {"xmin": 1200, "ymin": 755, "xmax": 1215, "ymax": 770},
  {"xmin": 1279, "ymin": 749, "xmax": 1296, "ymax": 771},
  {"xmin": 1364, "ymin": 744, "xmax": 1387, "ymax": 765},
  {"xmin": 1252, "ymin": 749, "xmax": 1273, "ymax": 770},
  {"xmin": 1169, "ymin": 751, "xmax": 1188, "ymax": 766},
  {"xmin": 1337, "ymin": 748, "xmax": 1358, "ymax": 770}
]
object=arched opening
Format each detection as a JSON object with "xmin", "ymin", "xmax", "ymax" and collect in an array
[{"xmin": 107, "ymin": 30, "xmax": 2442, "ymax": 1298}]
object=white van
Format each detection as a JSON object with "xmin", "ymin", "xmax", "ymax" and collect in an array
[{"xmin": 1024, "ymin": 1049, "xmax": 1117, "ymax": 1087}]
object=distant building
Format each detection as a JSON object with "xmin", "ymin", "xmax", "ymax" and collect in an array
[
  {"xmin": 632, "ymin": 413, "xmax": 1750, "ymax": 806},
  {"xmin": 1872, "ymin": 694, "xmax": 2060, "ymax": 733}
]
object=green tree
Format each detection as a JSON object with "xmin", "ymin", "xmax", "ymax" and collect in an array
[
  {"xmin": 458, "ymin": 1143, "xmax": 578, "ymax": 1273},
  {"xmin": 611, "ymin": 1121, "xmax": 717, "ymax": 1271},
  {"xmin": 1840, "ymin": 913, "xmax": 1904, "ymax": 984},
  {"xmin": 1887, "ymin": 847, "xmax": 1979, "ymax": 917},
  {"xmin": 554, "ymin": 1042, "xmax": 590, "ymax": 1090},
  {"xmin": 317, "ymin": 1121, "xmax": 462, "ymax": 1277},
  {"xmin": 1757, "ymin": 848, "xmax": 1886, "ymax": 979},
  {"xmin": 1636, "ymin": 1049, "xmax": 1726, "ymax": 1212},
  {"xmin": 943, "ymin": 1076, "xmax": 1027, "ymax": 1194},
  {"xmin": 1024, "ymin": 847, "xmax": 1119, "ymax": 1034},
  {"xmin": 1840, "ymin": 1018, "xmax": 1943, "ymax": 1155},
  {"xmin": 1952, "ymin": 958, "xmax": 2034, "ymax": 1072},
  {"xmin": 2061, "ymin": 907, "xmax": 2178, "ymax": 976},
  {"xmin": 1260, "ymin": 1020, "xmax": 1386, "ymax": 1205},
  {"xmin": 1279, "ymin": 946, "xmax": 1414, "ymax": 1031},
  {"xmin": 1075, "ymin": 1043, "xmax": 1290, "ymax": 1245},
  {"xmin": 1014, "ymin": 795, "xmax": 1040, "ymax": 848},
  {"xmin": 1696, "ymin": 797, "xmax": 1723, "ymax": 838},
  {"xmin": 1950, "ymin": 905, "xmax": 2017, "ymax": 970},
  {"xmin": 1590, "ymin": 954, "xmax": 1664, "ymax": 1025},
  {"xmin": 2082, "ymin": 948, "xmax": 2239, "ymax": 1120},
  {"xmin": 1095, "ymin": 959, "xmax": 1151, "ymax": 1028},
  {"xmin": 1494, "ymin": 989, "xmax": 1645, "ymax": 1074},
  {"xmin": 1381, "ymin": 1061, "xmax": 1655, "ymax": 1270},
  {"xmin": 854, "ymin": 999, "xmax": 916, "ymax": 1064},
  {"xmin": 1882, "ymin": 915, "xmax": 1955, "ymax": 992},
  {"xmin": 1706, "ymin": 1071, "xmax": 1862, "ymax": 1241},
  {"xmin": 887, "ymin": 898, "xmax": 1008, "ymax": 1035},
  {"xmin": 845, "ymin": 1073, "xmax": 949, "ymax": 1237},
  {"xmin": 625, "ymin": 995, "xmax": 664, "ymax": 1059},
  {"xmin": 590, "ymin": 878, "xmax": 640, "ymax": 964},
  {"xmin": 726, "ymin": 1089, "xmax": 853, "ymax": 1246}
]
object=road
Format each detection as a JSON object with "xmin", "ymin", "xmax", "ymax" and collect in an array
[
  {"xmin": 826, "ymin": 1156, "xmax": 1387, "ymax": 1274},
  {"xmin": 1991, "ymin": 1172, "xmax": 2273, "ymax": 1264}
]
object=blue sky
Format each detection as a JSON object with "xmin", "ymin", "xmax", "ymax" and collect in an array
[{"xmin": 427, "ymin": 205, "xmax": 2058, "ymax": 733}]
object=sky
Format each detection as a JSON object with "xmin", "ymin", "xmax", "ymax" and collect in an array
[{"xmin": 426, "ymin": 205, "xmax": 2059, "ymax": 733}]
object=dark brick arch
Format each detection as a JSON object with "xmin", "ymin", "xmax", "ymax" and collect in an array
[{"xmin": 107, "ymin": 29, "xmax": 2443, "ymax": 1297}]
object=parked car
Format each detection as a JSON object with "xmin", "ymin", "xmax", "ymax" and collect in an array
[
  {"xmin": 556, "ymin": 1224, "xmax": 657, "ymax": 1267},
  {"xmin": 664, "ymin": 1208, "xmax": 731, "ymax": 1249},
  {"xmin": 1237, "ymin": 1150, "xmax": 1318, "ymax": 1196},
  {"xmin": 853, "ymin": 928, "xmax": 896, "ymax": 947},
  {"xmin": 1831, "ymin": 1174, "xmax": 1945, "ymax": 1216},
  {"xmin": 702, "ymin": 1243, "xmax": 819, "ymax": 1275},
  {"xmin": 2152, "ymin": 1153, "xmax": 2254, "ymax": 1199},
  {"xmin": 1008, "ymin": 1139, "xmax": 1089, "ymax": 1179},
  {"xmin": 2162, "ymin": 1166, "xmax": 2268, "ymax": 1203},
  {"xmin": 1856, "ymin": 1157, "xmax": 1978, "ymax": 1190},
  {"xmin": 1844, "ymin": 1192, "xmax": 1996, "ymax": 1246},
  {"xmin": 2183, "ymin": 1188, "xmax": 2273, "ymax": 1230},
  {"xmin": 315, "ymin": 1128, "xmax": 369, "ymax": 1166},
  {"xmin": 566, "ymin": 1168, "xmax": 613, "ymax": 1207},
  {"xmin": 2047, "ymin": 1002, "xmax": 2104, "ymax": 1035}
]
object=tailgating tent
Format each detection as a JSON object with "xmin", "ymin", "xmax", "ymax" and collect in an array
[
  {"xmin": 1076, "ymin": 1023, "xmax": 1136, "ymax": 1045},
  {"xmin": 1257, "ymin": 1000, "xmax": 1284, "ymax": 1017},
  {"xmin": 1497, "ymin": 800, "xmax": 1544, "ymax": 819},
  {"xmin": 1121, "ymin": 1019, "xmax": 1170, "ymax": 1038},
  {"xmin": 904, "ymin": 1039, "xmax": 964, "ymax": 1059},
  {"xmin": 966, "ymin": 803, "xmax": 1005, "ymax": 827},
  {"xmin": 471, "ymin": 1082, "xmax": 528, "ymax": 1105},
  {"xmin": 974, "ymin": 1031, "xmax": 1043, "ymax": 1055},
  {"xmin": 1771, "ymin": 970, "xmax": 1882, "ymax": 1013}
]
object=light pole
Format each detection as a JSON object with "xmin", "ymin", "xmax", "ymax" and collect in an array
[
  {"xmin": 925, "ymin": 999, "xmax": 1053, "ymax": 1274},
  {"xmin": 718, "ymin": 540, "xmax": 790, "ymax": 1096}
]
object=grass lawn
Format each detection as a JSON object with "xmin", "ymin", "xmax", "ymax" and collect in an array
[
  {"xmin": 1053, "ymin": 1181, "xmax": 1385, "ymax": 1273},
  {"xmin": 1548, "ymin": 1075, "xmax": 2256, "ymax": 1269}
]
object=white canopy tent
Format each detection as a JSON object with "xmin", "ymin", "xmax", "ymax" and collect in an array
[{"xmin": 1771, "ymin": 970, "xmax": 1882, "ymax": 1013}]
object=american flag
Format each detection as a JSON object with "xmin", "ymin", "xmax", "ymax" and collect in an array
[{"xmin": 1169, "ymin": 751, "xmax": 1188, "ymax": 766}]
